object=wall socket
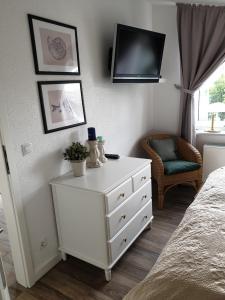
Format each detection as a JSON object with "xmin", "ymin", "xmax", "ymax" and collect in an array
[
  {"xmin": 21, "ymin": 143, "xmax": 33, "ymax": 156},
  {"xmin": 40, "ymin": 238, "xmax": 48, "ymax": 250}
]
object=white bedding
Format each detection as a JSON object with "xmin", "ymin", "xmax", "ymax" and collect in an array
[{"xmin": 123, "ymin": 167, "xmax": 225, "ymax": 300}]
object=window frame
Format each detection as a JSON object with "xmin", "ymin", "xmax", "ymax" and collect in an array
[{"xmin": 195, "ymin": 63, "xmax": 225, "ymax": 132}]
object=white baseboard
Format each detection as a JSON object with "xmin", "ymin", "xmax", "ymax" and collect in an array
[{"xmin": 32, "ymin": 254, "xmax": 61, "ymax": 287}]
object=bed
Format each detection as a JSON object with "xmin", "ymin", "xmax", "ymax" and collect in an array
[{"xmin": 123, "ymin": 167, "xmax": 225, "ymax": 300}]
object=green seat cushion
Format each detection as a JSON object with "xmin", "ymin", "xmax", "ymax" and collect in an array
[
  {"xmin": 163, "ymin": 160, "xmax": 201, "ymax": 175},
  {"xmin": 150, "ymin": 138, "xmax": 178, "ymax": 162}
]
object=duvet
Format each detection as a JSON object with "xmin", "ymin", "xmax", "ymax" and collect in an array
[{"xmin": 123, "ymin": 167, "xmax": 225, "ymax": 300}]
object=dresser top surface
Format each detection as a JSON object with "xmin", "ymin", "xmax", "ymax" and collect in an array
[{"xmin": 50, "ymin": 157, "xmax": 151, "ymax": 193}]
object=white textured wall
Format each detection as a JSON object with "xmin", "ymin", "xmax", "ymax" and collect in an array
[
  {"xmin": 0, "ymin": 0, "xmax": 153, "ymax": 281},
  {"xmin": 152, "ymin": 4, "xmax": 181, "ymax": 134}
]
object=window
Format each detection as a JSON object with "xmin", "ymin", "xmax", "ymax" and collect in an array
[{"xmin": 195, "ymin": 62, "xmax": 225, "ymax": 131}]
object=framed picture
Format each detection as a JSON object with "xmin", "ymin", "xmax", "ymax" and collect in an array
[
  {"xmin": 38, "ymin": 80, "xmax": 86, "ymax": 133},
  {"xmin": 28, "ymin": 14, "xmax": 80, "ymax": 75}
]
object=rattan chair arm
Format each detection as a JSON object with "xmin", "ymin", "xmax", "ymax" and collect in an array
[
  {"xmin": 141, "ymin": 139, "xmax": 164, "ymax": 179},
  {"xmin": 177, "ymin": 138, "xmax": 202, "ymax": 164}
]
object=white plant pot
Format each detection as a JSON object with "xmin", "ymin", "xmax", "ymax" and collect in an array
[{"xmin": 70, "ymin": 160, "xmax": 86, "ymax": 177}]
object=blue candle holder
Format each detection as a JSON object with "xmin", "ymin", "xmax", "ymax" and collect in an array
[{"xmin": 88, "ymin": 127, "xmax": 96, "ymax": 141}]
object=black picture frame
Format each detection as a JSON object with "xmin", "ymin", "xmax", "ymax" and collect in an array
[
  {"xmin": 28, "ymin": 14, "xmax": 81, "ymax": 75},
  {"xmin": 38, "ymin": 80, "xmax": 86, "ymax": 134}
]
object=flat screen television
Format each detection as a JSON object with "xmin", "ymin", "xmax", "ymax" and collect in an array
[{"xmin": 111, "ymin": 24, "xmax": 166, "ymax": 83}]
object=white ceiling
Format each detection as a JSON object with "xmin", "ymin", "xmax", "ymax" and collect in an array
[{"xmin": 150, "ymin": 0, "xmax": 225, "ymax": 5}]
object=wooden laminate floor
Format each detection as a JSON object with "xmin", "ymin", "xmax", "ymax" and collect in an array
[{"xmin": 10, "ymin": 184, "xmax": 196, "ymax": 300}]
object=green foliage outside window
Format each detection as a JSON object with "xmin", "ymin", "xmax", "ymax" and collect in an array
[{"xmin": 209, "ymin": 74, "xmax": 225, "ymax": 121}]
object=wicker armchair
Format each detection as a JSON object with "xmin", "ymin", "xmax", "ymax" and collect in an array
[{"xmin": 142, "ymin": 133, "xmax": 203, "ymax": 209}]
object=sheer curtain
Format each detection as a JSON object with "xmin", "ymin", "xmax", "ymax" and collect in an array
[{"xmin": 177, "ymin": 3, "xmax": 225, "ymax": 144}]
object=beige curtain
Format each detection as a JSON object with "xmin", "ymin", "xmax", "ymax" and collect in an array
[{"xmin": 177, "ymin": 3, "xmax": 225, "ymax": 143}]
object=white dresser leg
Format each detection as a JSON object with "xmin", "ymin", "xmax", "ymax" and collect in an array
[
  {"xmin": 145, "ymin": 221, "xmax": 152, "ymax": 230},
  {"xmin": 61, "ymin": 251, "xmax": 67, "ymax": 261},
  {"xmin": 105, "ymin": 269, "xmax": 111, "ymax": 281}
]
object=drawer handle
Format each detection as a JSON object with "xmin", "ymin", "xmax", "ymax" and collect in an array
[
  {"xmin": 121, "ymin": 215, "xmax": 126, "ymax": 220},
  {"xmin": 143, "ymin": 215, "xmax": 148, "ymax": 220},
  {"xmin": 141, "ymin": 176, "xmax": 147, "ymax": 181},
  {"xmin": 119, "ymin": 193, "xmax": 125, "ymax": 198},
  {"xmin": 142, "ymin": 195, "xmax": 147, "ymax": 200},
  {"xmin": 123, "ymin": 238, "xmax": 127, "ymax": 243}
]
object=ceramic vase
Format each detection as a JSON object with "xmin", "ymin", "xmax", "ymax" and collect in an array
[
  {"xmin": 71, "ymin": 160, "xmax": 86, "ymax": 177},
  {"xmin": 86, "ymin": 140, "xmax": 102, "ymax": 168},
  {"xmin": 98, "ymin": 141, "xmax": 108, "ymax": 163}
]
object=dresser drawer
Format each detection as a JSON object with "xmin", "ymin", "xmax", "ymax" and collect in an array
[
  {"xmin": 108, "ymin": 201, "xmax": 152, "ymax": 264},
  {"xmin": 105, "ymin": 178, "xmax": 132, "ymax": 213},
  {"xmin": 132, "ymin": 165, "xmax": 151, "ymax": 192},
  {"xmin": 106, "ymin": 182, "xmax": 152, "ymax": 239}
]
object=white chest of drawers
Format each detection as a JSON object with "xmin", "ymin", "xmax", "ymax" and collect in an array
[{"xmin": 50, "ymin": 157, "xmax": 153, "ymax": 281}]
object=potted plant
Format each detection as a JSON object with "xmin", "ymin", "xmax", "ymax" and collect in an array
[{"xmin": 64, "ymin": 142, "xmax": 89, "ymax": 177}]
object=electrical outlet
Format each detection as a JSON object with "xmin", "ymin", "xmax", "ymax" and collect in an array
[
  {"xmin": 40, "ymin": 238, "xmax": 48, "ymax": 250},
  {"xmin": 21, "ymin": 143, "xmax": 33, "ymax": 156}
]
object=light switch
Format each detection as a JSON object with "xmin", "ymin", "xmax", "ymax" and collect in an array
[{"xmin": 21, "ymin": 143, "xmax": 33, "ymax": 156}]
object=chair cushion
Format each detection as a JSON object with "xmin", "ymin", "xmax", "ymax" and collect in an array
[
  {"xmin": 150, "ymin": 138, "xmax": 178, "ymax": 162},
  {"xmin": 163, "ymin": 160, "xmax": 201, "ymax": 175}
]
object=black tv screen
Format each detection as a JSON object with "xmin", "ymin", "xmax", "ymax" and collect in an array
[{"xmin": 111, "ymin": 24, "xmax": 166, "ymax": 83}]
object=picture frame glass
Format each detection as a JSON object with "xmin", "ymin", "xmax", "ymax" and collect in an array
[
  {"xmin": 39, "ymin": 81, "xmax": 86, "ymax": 133},
  {"xmin": 29, "ymin": 15, "xmax": 80, "ymax": 74}
]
